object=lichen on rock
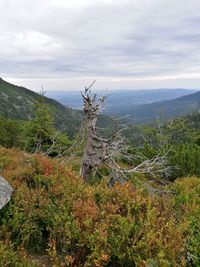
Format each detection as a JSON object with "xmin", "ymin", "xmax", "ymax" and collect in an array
[{"xmin": 0, "ymin": 176, "xmax": 13, "ymax": 210}]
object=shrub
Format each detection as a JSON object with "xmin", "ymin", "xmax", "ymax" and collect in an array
[
  {"xmin": 171, "ymin": 177, "xmax": 200, "ymax": 266},
  {"xmin": 0, "ymin": 240, "xmax": 33, "ymax": 266},
  {"xmin": 0, "ymin": 147, "xmax": 199, "ymax": 266}
]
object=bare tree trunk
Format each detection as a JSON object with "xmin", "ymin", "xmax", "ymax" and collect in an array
[
  {"xmin": 80, "ymin": 116, "xmax": 97, "ymax": 182},
  {"xmin": 79, "ymin": 81, "xmax": 107, "ymax": 182}
]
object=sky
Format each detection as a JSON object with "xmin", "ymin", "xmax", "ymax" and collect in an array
[{"xmin": 1, "ymin": 0, "xmax": 200, "ymax": 91}]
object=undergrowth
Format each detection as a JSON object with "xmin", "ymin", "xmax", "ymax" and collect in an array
[{"xmin": 0, "ymin": 146, "xmax": 199, "ymax": 266}]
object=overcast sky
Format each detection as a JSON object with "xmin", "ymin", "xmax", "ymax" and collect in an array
[{"xmin": 1, "ymin": 0, "xmax": 200, "ymax": 91}]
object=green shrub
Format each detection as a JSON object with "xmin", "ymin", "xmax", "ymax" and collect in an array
[
  {"xmin": 0, "ymin": 241, "xmax": 34, "ymax": 266},
  {"xmin": 0, "ymin": 147, "xmax": 199, "ymax": 266}
]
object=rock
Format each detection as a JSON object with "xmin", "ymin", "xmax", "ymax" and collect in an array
[{"xmin": 0, "ymin": 176, "xmax": 13, "ymax": 210}]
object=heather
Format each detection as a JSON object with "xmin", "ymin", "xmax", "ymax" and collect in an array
[{"xmin": 0, "ymin": 147, "xmax": 199, "ymax": 266}]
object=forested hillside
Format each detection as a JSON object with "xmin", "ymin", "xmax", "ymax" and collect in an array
[
  {"xmin": 0, "ymin": 78, "xmax": 83, "ymax": 137},
  {"xmin": 0, "ymin": 78, "xmax": 114, "ymax": 138},
  {"xmin": 117, "ymin": 91, "xmax": 200, "ymax": 124}
]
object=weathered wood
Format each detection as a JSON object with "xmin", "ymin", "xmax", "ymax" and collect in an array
[
  {"xmin": 80, "ymin": 82, "xmax": 106, "ymax": 181},
  {"xmin": 0, "ymin": 176, "xmax": 13, "ymax": 210},
  {"xmin": 80, "ymin": 82, "xmax": 170, "ymax": 184}
]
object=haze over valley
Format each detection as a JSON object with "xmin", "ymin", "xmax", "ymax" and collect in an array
[{"xmin": 46, "ymin": 87, "xmax": 199, "ymax": 123}]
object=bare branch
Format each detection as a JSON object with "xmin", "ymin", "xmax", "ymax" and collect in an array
[{"xmin": 78, "ymin": 82, "xmax": 171, "ymax": 187}]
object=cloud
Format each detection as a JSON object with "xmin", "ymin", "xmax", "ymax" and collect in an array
[{"xmin": 1, "ymin": 0, "xmax": 200, "ymax": 90}]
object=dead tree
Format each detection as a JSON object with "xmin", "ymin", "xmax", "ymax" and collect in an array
[
  {"xmin": 80, "ymin": 82, "xmax": 170, "ymax": 184},
  {"xmin": 80, "ymin": 81, "xmax": 106, "ymax": 181}
]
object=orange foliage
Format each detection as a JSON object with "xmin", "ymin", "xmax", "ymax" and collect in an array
[{"xmin": 0, "ymin": 147, "xmax": 199, "ymax": 266}]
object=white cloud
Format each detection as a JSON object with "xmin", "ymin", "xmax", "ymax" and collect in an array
[{"xmin": 1, "ymin": 0, "xmax": 200, "ymax": 90}]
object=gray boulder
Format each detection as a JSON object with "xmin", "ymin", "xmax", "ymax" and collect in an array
[{"xmin": 0, "ymin": 176, "xmax": 13, "ymax": 210}]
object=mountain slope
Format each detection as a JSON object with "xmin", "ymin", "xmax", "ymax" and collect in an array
[
  {"xmin": 122, "ymin": 91, "xmax": 200, "ymax": 124},
  {"xmin": 0, "ymin": 78, "xmax": 114, "ymax": 137},
  {"xmin": 0, "ymin": 78, "xmax": 83, "ymax": 137}
]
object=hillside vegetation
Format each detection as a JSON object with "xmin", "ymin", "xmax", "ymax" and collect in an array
[
  {"xmin": 0, "ymin": 106, "xmax": 200, "ymax": 266},
  {"xmin": 0, "ymin": 78, "xmax": 82, "ymax": 137},
  {"xmin": 118, "ymin": 91, "xmax": 200, "ymax": 124},
  {"xmin": 0, "ymin": 147, "xmax": 199, "ymax": 266},
  {"xmin": 0, "ymin": 78, "xmax": 114, "ymax": 138},
  {"xmin": 0, "ymin": 80, "xmax": 200, "ymax": 266}
]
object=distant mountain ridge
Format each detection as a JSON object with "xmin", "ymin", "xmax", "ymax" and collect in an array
[
  {"xmin": 120, "ymin": 91, "xmax": 200, "ymax": 124},
  {"xmin": 46, "ymin": 88, "xmax": 197, "ymax": 113}
]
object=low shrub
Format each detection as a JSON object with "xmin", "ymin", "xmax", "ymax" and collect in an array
[{"xmin": 0, "ymin": 147, "xmax": 199, "ymax": 266}]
